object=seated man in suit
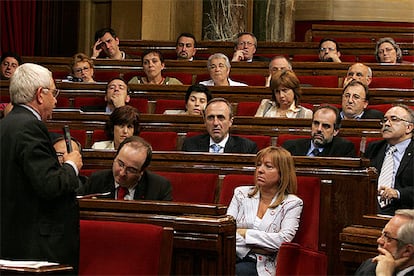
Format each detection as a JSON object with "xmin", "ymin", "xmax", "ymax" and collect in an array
[
  {"xmin": 318, "ymin": 38, "xmax": 342, "ymax": 62},
  {"xmin": 364, "ymin": 104, "xmax": 414, "ymax": 216},
  {"xmin": 175, "ymin": 32, "xmax": 197, "ymax": 61},
  {"xmin": 340, "ymin": 80, "xmax": 384, "ymax": 120},
  {"xmin": 91, "ymin": 27, "xmax": 131, "ymax": 60},
  {"xmin": 282, "ymin": 105, "xmax": 356, "ymax": 157},
  {"xmin": 355, "ymin": 209, "xmax": 414, "ymax": 276},
  {"xmin": 78, "ymin": 136, "xmax": 172, "ymax": 201},
  {"xmin": 80, "ymin": 77, "xmax": 130, "ymax": 113},
  {"xmin": 265, "ymin": 55, "xmax": 292, "ymax": 87},
  {"xmin": 343, "ymin": 63, "xmax": 372, "ymax": 87},
  {"xmin": 231, "ymin": 32, "xmax": 269, "ymax": 62},
  {"xmin": 181, "ymin": 98, "xmax": 258, "ymax": 154}
]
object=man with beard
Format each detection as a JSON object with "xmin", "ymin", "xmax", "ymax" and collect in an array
[
  {"xmin": 282, "ymin": 105, "xmax": 356, "ymax": 157},
  {"xmin": 175, "ymin": 33, "xmax": 197, "ymax": 61},
  {"xmin": 364, "ymin": 104, "xmax": 413, "ymax": 215},
  {"xmin": 355, "ymin": 209, "xmax": 414, "ymax": 275},
  {"xmin": 78, "ymin": 136, "xmax": 172, "ymax": 201}
]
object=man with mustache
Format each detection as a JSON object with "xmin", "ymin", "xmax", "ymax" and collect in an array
[
  {"xmin": 340, "ymin": 80, "xmax": 383, "ymax": 120},
  {"xmin": 364, "ymin": 104, "xmax": 414, "ymax": 215},
  {"xmin": 181, "ymin": 98, "xmax": 258, "ymax": 154},
  {"xmin": 355, "ymin": 209, "xmax": 414, "ymax": 275},
  {"xmin": 282, "ymin": 105, "xmax": 356, "ymax": 157}
]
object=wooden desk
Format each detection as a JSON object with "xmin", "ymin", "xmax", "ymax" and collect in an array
[{"xmin": 79, "ymin": 199, "xmax": 235, "ymax": 275}]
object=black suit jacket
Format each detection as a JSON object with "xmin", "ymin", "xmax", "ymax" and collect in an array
[
  {"xmin": 78, "ymin": 169, "xmax": 172, "ymax": 201},
  {"xmin": 364, "ymin": 138, "xmax": 414, "ymax": 215},
  {"xmin": 355, "ymin": 258, "xmax": 414, "ymax": 276},
  {"xmin": 0, "ymin": 105, "xmax": 80, "ymax": 270},
  {"xmin": 361, "ymin": 109, "xmax": 384, "ymax": 119},
  {"xmin": 282, "ymin": 136, "xmax": 356, "ymax": 157},
  {"xmin": 181, "ymin": 133, "xmax": 258, "ymax": 154}
]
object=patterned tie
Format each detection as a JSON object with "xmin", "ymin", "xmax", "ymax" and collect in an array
[
  {"xmin": 312, "ymin": 148, "xmax": 321, "ymax": 157},
  {"xmin": 211, "ymin": 144, "xmax": 221, "ymax": 153},
  {"xmin": 377, "ymin": 145, "xmax": 397, "ymax": 207},
  {"xmin": 117, "ymin": 186, "xmax": 128, "ymax": 200}
]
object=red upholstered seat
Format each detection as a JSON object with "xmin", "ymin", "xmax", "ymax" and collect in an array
[
  {"xmin": 122, "ymin": 71, "xmax": 145, "ymax": 83},
  {"xmin": 298, "ymin": 75, "xmax": 339, "ymax": 88},
  {"xmin": 235, "ymin": 134, "xmax": 271, "ymax": 150},
  {"xmin": 165, "ymin": 72, "xmax": 193, "ymax": 85},
  {"xmin": 275, "ymin": 242, "xmax": 327, "ymax": 275},
  {"xmin": 343, "ymin": 136, "xmax": 362, "ymax": 156},
  {"xmin": 230, "ymin": 74, "xmax": 266, "ymax": 86},
  {"xmin": 56, "ymin": 97, "xmax": 71, "ymax": 108},
  {"xmin": 236, "ymin": 101, "xmax": 261, "ymax": 116},
  {"xmin": 276, "ymin": 134, "xmax": 309, "ymax": 147},
  {"xmin": 79, "ymin": 220, "xmax": 173, "ymax": 275},
  {"xmin": 195, "ymin": 73, "xmax": 210, "ymax": 83},
  {"xmin": 49, "ymin": 129, "xmax": 87, "ymax": 148},
  {"xmin": 293, "ymin": 55, "xmax": 319, "ymax": 62},
  {"xmin": 357, "ymin": 55, "xmax": 377, "ymax": 63},
  {"xmin": 91, "ymin": 129, "xmax": 108, "ymax": 145},
  {"xmin": 129, "ymin": 98, "xmax": 148, "ymax": 114},
  {"xmin": 53, "ymin": 71, "xmax": 70, "ymax": 80},
  {"xmin": 74, "ymin": 97, "xmax": 106, "ymax": 108},
  {"xmin": 155, "ymin": 171, "xmax": 218, "ymax": 204},
  {"xmin": 367, "ymin": 104, "xmax": 392, "ymax": 114},
  {"xmin": 154, "ymin": 99, "xmax": 186, "ymax": 114},
  {"xmin": 93, "ymin": 71, "xmax": 121, "ymax": 82},
  {"xmin": 219, "ymin": 174, "xmax": 321, "ymax": 250},
  {"xmin": 361, "ymin": 137, "xmax": 383, "ymax": 155},
  {"xmin": 140, "ymin": 131, "xmax": 178, "ymax": 151},
  {"xmin": 370, "ymin": 77, "xmax": 413, "ymax": 89}
]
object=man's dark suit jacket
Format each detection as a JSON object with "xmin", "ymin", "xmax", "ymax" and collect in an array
[
  {"xmin": 355, "ymin": 258, "xmax": 414, "ymax": 275},
  {"xmin": 364, "ymin": 138, "xmax": 414, "ymax": 215},
  {"xmin": 361, "ymin": 109, "xmax": 384, "ymax": 119},
  {"xmin": 0, "ymin": 105, "xmax": 80, "ymax": 270},
  {"xmin": 282, "ymin": 136, "xmax": 356, "ymax": 157},
  {"xmin": 78, "ymin": 169, "xmax": 172, "ymax": 201},
  {"xmin": 181, "ymin": 133, "xmax": 258, "ymax": 154}
]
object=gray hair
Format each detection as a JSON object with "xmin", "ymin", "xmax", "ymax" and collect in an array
[
  {"xmin": 9, "ymin": 63, "xmax": 52, "ymax": 104},
  {"xmin": 207, "ymin": 53, "xmax": 231, "ymax": 69},
  {"xmin": 395, "ymin": 209, "xmax": 414, "ymax": 248},
  {"xmin": 375, "ymin": 37, "xmax": 402, "ymax": 63}
]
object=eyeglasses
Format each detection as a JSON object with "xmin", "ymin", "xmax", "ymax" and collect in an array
[
  {"xmin": 116, "ymin": 159, "xmax": 139, "ymax": 175},
  {"xmin": 319, "ymin": 47, "xmax": 336, "ymax": 52},
  {"xmin": 380, "ymin": 231, "xmax": 402, "ymax": 244},
  {"xmin": 342, "ymin": 93, "xmax": 366, "ymax": 101},
  {"xmin": 380, "ymin": 115, "xmax": 412, "ymax": 125},
  {"xmin": 238, "ymin": 41, "xmax": 255, "ymax": 47},
  {"xmin": 42, "ymin": 88, "xmax": 60, "ymax": 98},
  {"xmin": 74, "ymin": 66, "xmax": 90, "ymax": 73}
]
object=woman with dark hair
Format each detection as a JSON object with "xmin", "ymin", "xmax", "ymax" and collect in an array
[
  {"xmin": 227, "ymin": 146, "xmax": 303, "ymax": 276},
  {"xmin": 128, "ymin": 49, "xmax": 182, "ymax": 85},
  {"xmin": 255, "ymin": 69, "xmax": 312, "ymax": 118},
  {"xmin": 92, "ymin": 105, "xmax": 140, "ymax": 150},
  {"xmin": 164, "ymin": 84, "xmax": 213, "ymax": 115}
]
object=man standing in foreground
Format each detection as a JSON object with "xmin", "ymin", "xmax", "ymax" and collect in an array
[{"xmin": 0, "ymin": 63, "xmax": 83, "ymax": 271}]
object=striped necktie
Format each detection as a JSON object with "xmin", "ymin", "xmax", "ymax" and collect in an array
[
  {"xmin": 377, "ymin": 145, "xmax": 397, "ymax": 207},
  {"xmin": 211, "ymin": 144, "xmax": 221, "ymax": 153}
]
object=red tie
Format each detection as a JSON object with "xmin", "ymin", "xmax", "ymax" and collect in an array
[{"xmin": 117, "ymin": 186, "xmax": 128, "ymax": 200}]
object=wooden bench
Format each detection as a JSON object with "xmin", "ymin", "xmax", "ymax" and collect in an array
[
  {"xmin": 305, "ymin": 24, "xmax": 414, "ymax": 43},
  {"xmin": 79, "ymin": 150, "xmax": 377, "ymax": 275}
]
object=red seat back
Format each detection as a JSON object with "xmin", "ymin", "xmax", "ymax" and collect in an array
[
  {"xmin": 166, "ymin": 72, "xmax": 193, "ymax": 85},
  {"xmin": 298, "ymin": 75, "xmax": 339, "ymax": 88},
  {"xmin": 277, "ymin": 134, "xmax": 309, "ymax": 147},
  {"xmin": 91, "ymin": 129, "xmax": 108, "ymax": 146},
  {"xmin": 230, "ymin": 74, "xmax": 266, "ymax": 86},
  {"xmin": 49, "ymin": 129, "xmax": 87, "ymax": 148},
  {"xmin": 140, "ymin": 131, "xmax": 178, "ymax": 151},
  {"xmin": 275, "ymin": 242, "xmax": 327, "ymax": 275},
  {"xmin": 235, "ymin": 134, "xmax": 271, "ymax": 150},
  {"xmin": 93, "ymin": 71, "xmax": 121, "ymax": 82},
  {"xmin": 74, "ymin": 97, "xmax": 106, "ymax": 108},
  {"xmin": 79, "ymin": 220, "xmax": 173, "ymax": 275},
  {"xmin": 366, "ymin": 104, "xmax": 392, "ymax": 114},
  {"xmin": 155, "ymin": 172, "xmax": 218, "ymax": 203},
  {"xmin": 219, "ymin": 174, "xmax": 254, "ymax": 205},
  {"xmin": 195, "ymin": 73, "xmax": 210, "ymax": 83},
  {"xmin": 236, "ymin": 101, "xmax": 260, "ymax": 116},
  {"xmin": 343, "ymin": 136, "xmax": 362, "ymax": 156},
  {"xmin": 123, "ymin": 71, "xmax": 145, "ymax": 83},
  {"xmin": 155, "ymin": 99, "xmax": 186, "ymax": 114},
  {"xmin": 370, "ymin": 77, "xmax": 413, "ymax": 89},
  {"xmin": 129, "ymin": 98, "xmax": 148, "ymax": 114}
]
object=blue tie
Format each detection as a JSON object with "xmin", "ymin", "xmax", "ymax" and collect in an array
[{"xmin": 211, "ymin": 144, "xmax": 221, "ymax": 153}]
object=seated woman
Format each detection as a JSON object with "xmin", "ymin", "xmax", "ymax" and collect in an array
[
  {"xmin": 164, "ymin": 83, "xmax": 213, "ymax": 115},
  {"xmin": 69, "ymin": 53, "xmax": 95, "ymax": 82},
  {"xmin": 227, "ymin": 146, "xmax": 303, "ymax": 276},
  {"xmin": 199, "ymin": 53, "xmax": 247, "ymax": 86},
  {"xmin": 255, "ymin": 69, "xmax": 313, "ymax": 118},
  {"xmin": 128, "ymin": 50, "xmax": 183, "ymax": 85},
  {"xmin": 92, "ymin": 105, "xmax": 140, "ymax": 150},
  {"xmin": 375, "ymin": 37, "xmax": 402, "ymax": 64}
]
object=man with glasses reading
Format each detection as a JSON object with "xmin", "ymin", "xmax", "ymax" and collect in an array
[
  {"xmin": 364, "ymin": 104, "xmax": 414, "ymax": 216},
  {"xmin": 0, "ymin": 63, "xmax": 83, "ymax": 271},
  {"xmin": 355, "ymin": 209, "xmax": 414, "ymax": 275},
  {"xmin": 340, "ymin": 80, "xmax": 383, "ymax": 120},
  {"xmin": 318, "ymin": 38, "xmax": 342, "ymax": 62},
  {"xmin": 78, "ymin": 136, "xmax": 172, "ymax": 201}
]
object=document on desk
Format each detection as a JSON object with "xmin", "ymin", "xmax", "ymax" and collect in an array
[{"xmin": 0, "ymin": 259, "xmax": 59, "ymax": 268}]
